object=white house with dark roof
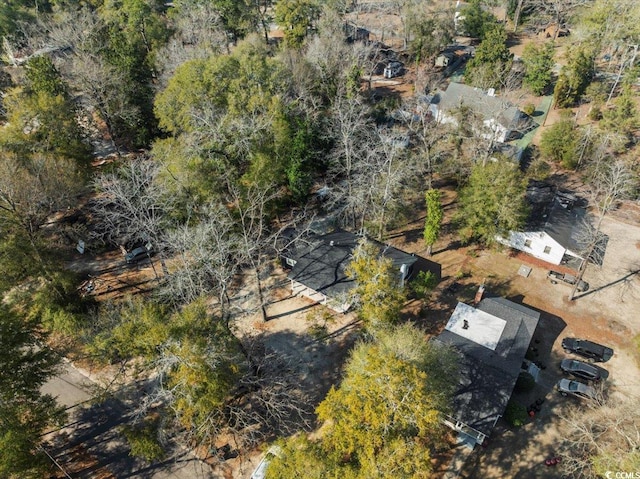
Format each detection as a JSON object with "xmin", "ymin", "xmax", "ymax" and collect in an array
[
  {"xmin": 436, "ymin": 297, "xmax": 540, "ymax": 448},
  {"xmin": 429, "ymin": 82, "xmax": 529, "ymax": 144},
  {"xmin": 498, "ymin": 181, "xmax": 589, "ymax": 266},
  {"xmin": 283, "ymin": 230, "xmax": 420, "ymax": 313}
]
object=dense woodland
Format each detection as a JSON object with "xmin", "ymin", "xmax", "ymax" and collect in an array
[{"xmin": 1, "ymin": 0, "xmax": 639, "ymax": 477}]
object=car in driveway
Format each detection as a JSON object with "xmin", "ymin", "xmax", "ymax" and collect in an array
[
  {"xmin": 556, "ymin": 378, "xmax": 597, "ymax": 400},
  {"xmin": 547, "ymin": 270, "xmax": 589, "ymax": 292},
  {"xmin": 562, "ymin": 338, "xmax": 613, "ymax": 363},
  {"xmin": 560, "ymin": 359, "xmax": 609, "ymax": 381},
  {"xmin": 125, "ymin": 244, "xmax": 153, "ymax": 264}
]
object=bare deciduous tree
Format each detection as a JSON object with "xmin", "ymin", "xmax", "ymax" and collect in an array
[
  {"xmin": 91, "ymin": 156, "xmax": 175, "ymax": 277},
  {"xmin": 227, "ymin": 180, "xmax": 284, "ymax": 321},
  {"xmin": 224, "ymin": 337, "xmax": 311, "ymax": 447},
  {"xmin": 0, "ymin": 152, "xmax": 85, "ymax": 288},
  {"xmin": 161, "ymin": 204, "xmax": 240, "ymax": 317},
  {"xmin": 14, "ymin": 8, "xmax": 141, "ymax": 153},
  {"xmin": 327, "ymin": 92, "xmax": 374, "ymax": 228},
  {"xmin": 528, "ymin": 0, "xmax": 593, "ymax": 38},
  {"xmin": 138, "ymin": 334, "xmax": 310, "ymax": 454},
  {"xmin": 70, "ymin": 53, "xmax": 140, "ymax": 155},
  {"xmin": 559, "ymin": 391, "xmax": 640, "ymax": 478},
  {"xmin": 570, "ymin": 159, "xmax": 636, "ymax": 300},
  {"xmin": 155, "ymin": 2, "xmax": 227, "ymax": 88},
  {"xmin": 367, "ymin": 130, "xmax": 413, "ymax": 240}
]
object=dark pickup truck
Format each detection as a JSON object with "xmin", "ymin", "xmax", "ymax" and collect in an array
[{"xmin": 547, "ymin": 270, "xmax": 589, "ymax": 292}]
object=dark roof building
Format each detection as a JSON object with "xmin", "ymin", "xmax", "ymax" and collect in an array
[
  {"xmin": 437, "ymin": 297, "xmax": 540, "ymax": 446},
  {"xmin": 526, "ymin": 182, "xmax": 588, "ymax": 256},
  {"xmin": 497, "ymin": 181, "xmax": 590, "ymax": 267},
  {"xmin": 284, "ymin": 230, "xmax": 418, "ymax": 312},
  {"xmin": 429, "ymin": 83, "xmax": 529, "ymax": 143}
]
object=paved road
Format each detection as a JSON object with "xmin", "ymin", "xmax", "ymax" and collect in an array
[
  {"xmin": 42, "ymin": 362, "xmax": 215, "ymax": 479},
  {"xmin": 41, "ymin": 360, "xmax": 94, "ymax": 409}
]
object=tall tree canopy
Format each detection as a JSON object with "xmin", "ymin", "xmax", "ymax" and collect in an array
[
  {"xmin": 274, "ymin": 0, "xmax": 320, "ymax": 48},
  {"xmin": 460, "ymin": 0, "xmax": 499, "ymax": 39},
  {"xmin": 522, "ymin": 42, "xmax": 555, "ymax": 95},
  {"xmin": 267, "ymin": 324, "xmax": 459, "ymax": 479},
  {"xmin": 464, "ymin": 24, "xmax": 513, "ymax": 89},
  {"xmin": 456, "ymin": 160, "xmax": 529, "ymax": 245},
  {"xmin": 345, "ymin": 239, "xmax": 407, "ymax": 328},
  {"xmin": 154, "ymin": 36, "xmax": 318, "ymax": 195},
  {"xmin": 424, "ymin": 189, "xmax": 443, "ymax": 256},
  {"xmin": 0, "ymin": 305, "xmax": 65, "ymax": 478},
  {"xmin": 554, "ymin": 44, "xmax": 596, "ymax": 108}
]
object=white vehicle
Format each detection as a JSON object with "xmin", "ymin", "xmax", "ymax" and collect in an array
[
  {"xmin": 383, "ymin": 61, "xmax": 404, "ymax": 79},
  {"xmin": 250, "ymin": 446, "xmax": 282, "ymax": 479}
]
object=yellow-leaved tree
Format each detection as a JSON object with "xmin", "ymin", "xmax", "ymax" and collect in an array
[
  {"xmin": 345, "ymin": 239, "xmax": 407, "ymax": 328},
  {"xmin": 267, "ymin": 324, "xmax": 459, "ymax": 479}
]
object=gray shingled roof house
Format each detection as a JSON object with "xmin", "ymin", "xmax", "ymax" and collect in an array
[
  {"xmin": 497, "ymin": 181, "xmax": 589, "ymax": 266},
  {"xmin": 428, "ymin": 82, "xmax": 528, "ymax": 143},
  {"xmin": 437, "ymin": 297, "xmax": 540, "ymax": 447},
  {"xmin": 283, "ymin": 230, "xmax": 418, "ymax": 312}
]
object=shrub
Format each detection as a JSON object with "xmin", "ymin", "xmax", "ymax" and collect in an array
[
  {"xmin": 539, "ymin": 116, "xmax": 577, "ymax": 168},
  {"xmin": 514, "ymin": 371, "xmax": 536, "ymax": 393},
  {"xmin": 122, "ymin": 418, "xmax": 165, "ymax": 463},
  {"xmin": 305, "ymin": 308, "xmax": 336, "ymax": 339},
  {"xmin": 522, "ymin": 103, "xmax": 536, "ymax": 116},
  {"xmin": 504, "ymin": 400, "xmax": 528, "ymax": 427},
  {"xmin": 526, "ymin": 157, "xmax": 551, "ymax": 181},
  {"xmin": 588, "ymin": 104, "xmax": 602, "ymax": 121},
  {"xmin": 411, "ymin": 270, "xmax": 439, "ymax": 299}
]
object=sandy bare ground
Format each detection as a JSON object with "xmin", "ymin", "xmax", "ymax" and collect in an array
[{"xmin": 230, "ymin": 290, "xmax": 361, "ymax": 479}]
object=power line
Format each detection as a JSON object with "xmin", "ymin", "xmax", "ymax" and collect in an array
[{"xmin": 39, "ymin": 444, "xmax": 73, "ymax": 479}]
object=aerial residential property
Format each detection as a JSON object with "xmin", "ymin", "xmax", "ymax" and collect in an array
[{"xmin": 1, "ymin": 0, "xmax": 637, "ymax": 478}]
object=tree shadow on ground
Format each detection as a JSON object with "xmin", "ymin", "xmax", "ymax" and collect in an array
[
  {"xmin": 48, "ymin": 386, "xmax": 218, "ymax": 479},
  {"xmin": 251, "ymin": 326, "xmax": 360, "ymax": 417}
]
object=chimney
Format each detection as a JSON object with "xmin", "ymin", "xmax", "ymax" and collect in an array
[
  {"xmin": 474, "ymin": 284, "xmax": 485, "ymax": 304},
  {"xmin": 462, "ymin": 319, "xmax": 469, "ymax": 330}
]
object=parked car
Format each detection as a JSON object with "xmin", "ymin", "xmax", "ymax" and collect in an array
[
  {"xmin": 560, "ymin": 359, "xmax": 609, "ymax": 381},
  {"xmin": 562, "ymin": 338, "xmax": 614, "ymax": 363},
  {"xmin": 250, "ymin": 446, "xmax": 282, "ymax": 479},
  {"xmin": 125, "ymin": 244, "xmax": 153, "ymax": 264},
  {"xmin": 383, "ymin": 61, "xmax": 404, "ymax": 78},
  {"xmin": 556, "ymin": 378, "xmax": 597, "ymax": 400},
  {"xmin": 547, "ymin": 270, "xmax": 589, "ymax": 292}
]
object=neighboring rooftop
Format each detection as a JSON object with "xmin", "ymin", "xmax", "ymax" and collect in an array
[
  {"xmin": 438, "ymin": 297, "xmax": 540, "ymax": 437},
  {"xmin": 286, "ymin": 230, "xmax": 418, "ymax": 300},
  {"xmin": 445, "ymin": 302, "xmax": 506, "ymax": 351},
  {"xmin": 526, "ymin": 181, "xmax": 589, "ymax": 252},
  {"xmin": 431, "ymin": 82, "xmax": 523, "ymax": 130}
]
